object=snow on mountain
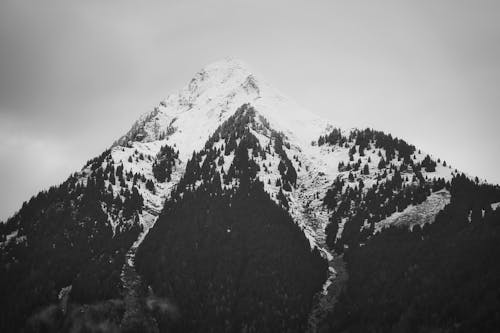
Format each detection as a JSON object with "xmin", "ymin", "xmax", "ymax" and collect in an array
[
  {"xmin": 69, "ymin": 59, "xmax": 462, "ymax": 309},
  {"xmin": 102, "ymin": 58, "xmax": 334, "ymax": 246},
  {"xmin": 103, "ymin": 59, "xmax": 463, "ymax": 332},
  {"xmin": 1, "ymin": 58, "xmax": 459, "ymax": 269},
  {"xmin": 374, "ymin": 188, "xmax": 451, "ymax": 233},
  {"xmin": 114, "ymin": 58, "xmax": 331, "ymax": 160},
  {"xmin": 1, "ymin": 58, "xmax": 483, "ymax": 332}
]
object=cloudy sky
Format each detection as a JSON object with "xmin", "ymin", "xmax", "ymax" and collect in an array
[{"xmin": 1, "ymin": 0, "xmax": 499, "ymax": 220}]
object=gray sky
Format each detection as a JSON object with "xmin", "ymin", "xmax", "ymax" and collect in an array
[{"xmin": 1, "ymin": 0, "xmax": 499, "ymax": 220}]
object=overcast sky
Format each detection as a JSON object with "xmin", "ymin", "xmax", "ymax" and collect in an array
[{"xmin": 1, "ymin": 0, "xmax": 499, "ymax": 220}]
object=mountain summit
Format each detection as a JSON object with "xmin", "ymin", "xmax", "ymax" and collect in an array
[
  {"xmin": 114, "ymin": 58, "xmax": 329, "ymax": 157},
  {"xmin": 1, "ymin": 60, "xmax": 500, "ymax": 332}
]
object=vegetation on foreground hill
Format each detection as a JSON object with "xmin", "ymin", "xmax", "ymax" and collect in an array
[
  {"xmin": 136, "ymin": 107, "xmax": 328, "ymax": 332},
  {"xmin": 323, "ymin": 174, "xmax": 500, "ymax": 332}
]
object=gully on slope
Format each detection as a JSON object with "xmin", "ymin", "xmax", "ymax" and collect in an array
[
  {"xmin": 119, "ymin": 162, "xmax": 185, "ymax": 332},
  {"xmin": 285, "ymin": 150, "xmax": 349, "ymax": 333}
]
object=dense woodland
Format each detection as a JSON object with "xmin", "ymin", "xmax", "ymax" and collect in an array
[
  {"xmin": 0, "ymin": 149, "xmax": 148, "ymax": 331},
  {"xmin": 316, "ymin": 127, "xmax": 500, "ymax": 331},
  {"xmin": 136, "ymin": 106, "xmax": 328, "ymax": 332},
  {"xmin": 318, "ymin": 128, "xmax": 416, "ymax": 163},
  {"xmin": 319, "ymin": 127, "xmax": 447, "ymax": 251},
  {"xmin": 323, "ymin": 175, "xmax": 500, "ymax": 332},
  {"xmin": 152, "ymin": 144, "xmax": 179, "ymax": 182}
]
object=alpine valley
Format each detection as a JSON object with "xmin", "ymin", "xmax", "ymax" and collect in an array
[{"xmin": 1, "ymin": 59, "xmax": 500, "ymax": 333}]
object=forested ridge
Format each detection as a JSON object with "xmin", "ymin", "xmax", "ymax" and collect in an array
[
  {"xmin": 318, "ymin": 127, "xmax": 448, "ymax": 251},
  {"xmin": 0, "ymin": 150, "xmax": 149, "ymax": 331},
  {"xmin": 322, "ymin": 174, "xmax": 500, "ymax": 332},
  {"xmin": 1, "ymin": 104, "xmax": 499, "ymax": 333},
  {"xmin": 136, "ymin": 105, "xmax": 328, "ymax": 332}
]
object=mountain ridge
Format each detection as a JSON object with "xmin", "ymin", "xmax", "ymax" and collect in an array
[
  {"xmin": 1, "ymin": 59, "xmax": 498, "ymax": 332},
  {"xmin": 113, "ymin": 58, "xmax": 331, "ymax": 156}
]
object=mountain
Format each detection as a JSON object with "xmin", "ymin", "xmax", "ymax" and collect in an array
[{"xmin": 1, "ymin": 58, "xmax": 500, "ymax": 332}]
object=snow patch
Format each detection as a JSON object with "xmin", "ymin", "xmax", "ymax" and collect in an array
[{"xmin": 375, "ymin": 189, "xmax": 451, "ymax": 232}]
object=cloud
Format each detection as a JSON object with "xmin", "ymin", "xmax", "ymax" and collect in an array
[
  {"xmin": 0, "ymin": 0, "xmax": 499, "ymax": 220},
  {"xmin": 0, "ymin": 112, "xmax": 80, "ymax": 220}
]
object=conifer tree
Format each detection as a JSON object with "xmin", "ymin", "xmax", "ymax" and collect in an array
[{"xmin": 363, "ymin": 164, "xmax": 370, "ymax": 175}]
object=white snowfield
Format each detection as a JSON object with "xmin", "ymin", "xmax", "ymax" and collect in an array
[
  {"xmin": 374, "ymin": 188, "xmax": 451, "ymax": 233},
  {"xmin": 114, "ymin": 58, "xmax": 331, "ymax": 160}
]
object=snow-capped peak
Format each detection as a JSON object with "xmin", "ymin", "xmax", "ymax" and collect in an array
[
  {"xmin": 190, "ymin": 58, "xmax": 253, "ymax": 87},
  {"xmin": 114, "ymin": 59, "xmax": 332, "ymax": 160},
  {"xmin": 178, "ymin": 58, "xmax": 256, "ymax": 105}
]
